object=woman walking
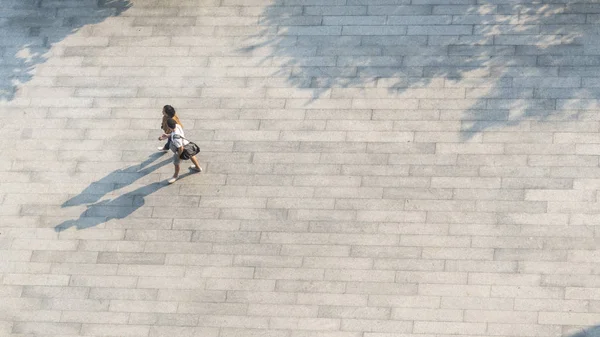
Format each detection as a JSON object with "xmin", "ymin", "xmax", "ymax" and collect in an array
[
  {"xmin": 158, "ymin": 118, "xmax": 202, "ymax": 184},
  {"xmin": 158, "ymin": 105, "xmax": 183, "ymax": 152}
]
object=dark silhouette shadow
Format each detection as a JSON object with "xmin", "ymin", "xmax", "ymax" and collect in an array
[
  {"xmin": 0, "ymin": 0, "xmax": 131, "ymax": 101},
  {"xmin": 55, "ymin": 181, "xmax": 165, "ymax": 231},
  {"xmin": 241, "ymin": 2, "xmax": 596, "ymax": 140},
  {"xmin": 570, "ymin": 326, "xmax": 600, "ymax": 337},
  {"xmin": 62, "ymin": 152, "xmax": 171, "ymax": 207},
  {"xmin": 55, "ymin": 169, "xmax": 197, "ymax": 232}
]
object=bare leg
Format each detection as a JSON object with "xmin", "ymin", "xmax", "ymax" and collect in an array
[
  {"xmin": 173, "ymin": 164, "xmax": 180, "ymax": 178},
  {"xmin": 168, "ymin": 164, "xmax": 180, "ymax": 184},
  {"xmin": 190, "ymin": 156, "xmax": 201, "ymax": 171}
]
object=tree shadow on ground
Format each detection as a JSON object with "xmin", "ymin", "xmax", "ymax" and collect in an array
[
  {"xmin": 241, "ymin": 1, "xmax": 599, "ymax": 140},
  {"xmin": 570, "ymin": 326, "xmax": 600, "ymax": 337},
  {"xmin": 0, "ymin": 0, "xmax": 131, "ymax": 101},
  {"xmin": 55, "ymin": 152, "xmax": 196, "ymax": 232}
]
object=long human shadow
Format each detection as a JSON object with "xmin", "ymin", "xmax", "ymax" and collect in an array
[
  {"xmin": 56, "ymin": 152, "xmax": 178, "ymax": 232},
  {"xmin": 55, "ymin": 167, "xmax": 197, "ymax": 232},
  {"xmin": 0, "ymin": 0, "xmax": 131, "ymax": 101},
  {"xmin": 242, "ymin": 1, "xmax": 594, "ymax": 140},
  {"xmin": 62, "ymin": 152, "xmax": 171, "ymax": 208},
  {"xmin": 55, "ymin": 181, "xmax": 166, "ymax": 232}
]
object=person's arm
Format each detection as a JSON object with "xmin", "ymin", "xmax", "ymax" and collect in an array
[{"xmin": 177, "ymin": 146, "xmax": 184, "ymax": 156}]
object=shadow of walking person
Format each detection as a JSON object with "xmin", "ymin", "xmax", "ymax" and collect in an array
[
  {"xmin": 55, "ymin": 181, "xmax": 164, "ymax": 232},
  {"xmin": 55, "ymin": 170, "xmax": 196, "ymax": 232},
  {"xmin": 0, "ymin": 0, "xmax": 132, "ymax": 101},
  {"xmin": 62, "ymin": 152, "xmax": 171, "ymax": 208}
]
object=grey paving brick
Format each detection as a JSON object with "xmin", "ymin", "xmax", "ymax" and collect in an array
[
  {"xmin": 21, "ymin": 286, "xmax": 88, "ymax": 299},
  {"xmin": 89, "ymin": 288, "xmax": 157, "ymax": 300},
  {"xmin": 157, "ymin": 289, "xmax": 225, "ymax": 302},
  {"xmin": 12, "ymin": 322, "xmax": 81, "ymax": 335},
  {"xmin": 3, "ymin": 0, "xmax": 600, "ymax": 336},
  {"xmin": 281, "ymin": 244, "xmax": 350, "ymax": 257},
  {"xmin": 225, "ymin": 290, "xmax": 296, "ymax": 304}
]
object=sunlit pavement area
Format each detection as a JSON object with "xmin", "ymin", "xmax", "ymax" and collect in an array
[{"xmin": 1, "ymin": 0, "xmax": 600, "ymax": 336}]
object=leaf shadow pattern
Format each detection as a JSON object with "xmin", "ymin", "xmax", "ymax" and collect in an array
[
  {"xmin": 570, "ymin": 326, "xmax": 600, "ymax": 337},
  {"xmin": 240, "ymin": 1, "xmax": 599, "ymax": 140},
  {"xmin": 0, "ymin": 0, "xmax": 132, "ymax": 101},
  {"xmin": 55, "ymin": 152, "xmax": 189, "ymax": 232}
]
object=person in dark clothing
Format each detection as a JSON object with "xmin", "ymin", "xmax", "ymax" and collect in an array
[{"xmin": 158, "ymin": 105, "xmax": 183, "ymax": 152}]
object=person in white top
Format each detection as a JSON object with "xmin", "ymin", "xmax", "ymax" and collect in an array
[{"xmin": 158, "ymin": 118, "xmax": 202, "ymax": 184}]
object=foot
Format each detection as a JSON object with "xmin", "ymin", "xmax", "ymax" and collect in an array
[
  {"xmin": 189, "ymin": 165, "xmax": 202, "ymax": 173},
  {"xmin": 168, "ymin": 176, "xmax": 178, "ymax": 184},
  {"xmin": 157, "ymin": 146, "xmax": 169, "ymax": 152}
]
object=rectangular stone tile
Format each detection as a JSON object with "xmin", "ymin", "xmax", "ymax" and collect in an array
[
  {"xmin": 281, "ymin": 245, "xmax": 350, "ymax": 257},
  {"xmin": 80, "ymin": 324, "xmax": 150, "ymax": 336},
  {"xmin": 177, "ymin": 302, "xmax": 247, "ymax": 316},
  {"xmin": 262, "ymin": 232, "xmax": 397, "ymax": 246},
  {"xmin": 191, "ymin": 231, "xmax": 261, "ymax": 244},
  {"xmin": 117, "ymin": 265, "xmax": 185, "ymax": 277},
  {"xmin": 468, "ymin": 273, "xmax": 541, "ymax": 286},
  {"xmin": 270, "ymin": 317, "xmax": 340, "ymax": 330},
  {"xmin": 12, "ymin": 322, "xmax": 81, "ymax": 335},
  {"xmin": 345, "ymin": 281, "xmax": 416, "ymax": 296},
  {"xmin": 538, "ymin": 312, "xmax": 599, "ymax": 326},
  {"xmin": 502, "ymin": 178, "xmax": 573, "ymax": 189},
  {"xmin": 97, "ymin": 252, "xmax": 165, "ymax": 265},
  {"xmin": 3, "ymin": 274, "xmax": 69, "ymax": 286},
  {"xmin": 431, "ymin": 177, "xmax": 500, "ymax": 189},
  {"xmin": 395, "ymin": 270, "xmax": 467, "ymax": 284},
  {"xmin": 297, "ymin": 293, "xmax": 367, "ymax": 307},
  {"xmin": 325, "ymin": 268, "xmax": 395, "ymax": 282},
  {"xmin": 492, "ymin": 285, "xmax": 563, "ymax": 299},
  {"xmin": 205, "ymin": 279, "xmax": 275, "ymax": 292},
  {"xmin": 69, "ymin": 275, "xmax": 137, "ymax": 288},
  {"xmin": 543, "ymin": 274, "xmax": 600, "ymax": 288},
  {"xmin": 44, "ymin": 298, "xmax": 108, "ymax": 312},
  {"xmin": 21, "ymin": 286, "xmax": 86, "ymax": 299},
  {"xmin": 226, "ymin": 291, "xmax": 297, "ymax": 304},
  {"xmin": 247, "ymin": 304, "xmax": 318, "ymax": 318},
  {"xmin": 254, "ymin": 267, "xmax": 323, "ymax": 281},
  {"xmin": 303, "ymin": 257, "xmax": 372, "ymax": 270},
  {"xmin": 487, "ymin": 324, "xmax": 561, "ymax": 337},
  {"xmin": 124, "ymin": 229, "xmax": 193, "ymax": 241},
  {"xmin": 441, "ymin": 296, "xmax": 514, "ymax": 310},
  {"xmin": 414, "ymin": 321, "xmax": 486, "ymax": 334},
  {"xmin": 318, "ymin": 306, "xmax": 389, "ymax": 320},
  {"xmin": 183, "ymin": 265, "xmax": 253, "ymax": 279},
  {"xmin": 468, "ymin": 310, "xmax": 538, "ymax": 324},
  {"xmin": 149, "ymin": 326, "xmax": 219, "ymax": 337},
  {"xmin": 334, "ymin": 199, "xmax": 403, "ymax": 211},
  {"xmin": 89, "ymin": 288, "xmax": 157, "ymax": 301},
  {"xmin": 156, "ymin": 289, "xmax": 225, "ymax": 302},
  {"xmin": 49, "ymin": 263, "xmax": 117, "ymax": 276},
  {"xmin": 142, "ymin": 242, "xmax": 209, "ymax": 256},
  {"xmin": 108, "ymin": 300, "xmax": 178, "ymax": 313},
  {"xmin": 341, "ymin": 319, "xmax": 412, "ymax": 333}
]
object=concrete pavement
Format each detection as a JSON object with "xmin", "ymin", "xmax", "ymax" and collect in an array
[{"xmin": 1, "ymin": 0, "xmax": 600, "ymax": 336}]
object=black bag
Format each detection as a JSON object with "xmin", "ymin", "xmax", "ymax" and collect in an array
[
  {"xmin": 180, "ymin": 142, "xmax": 200, "ymax": 160},
  {"xmin": 172, "ymin": 134, "xmax": 200, "ymax": 160}
]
